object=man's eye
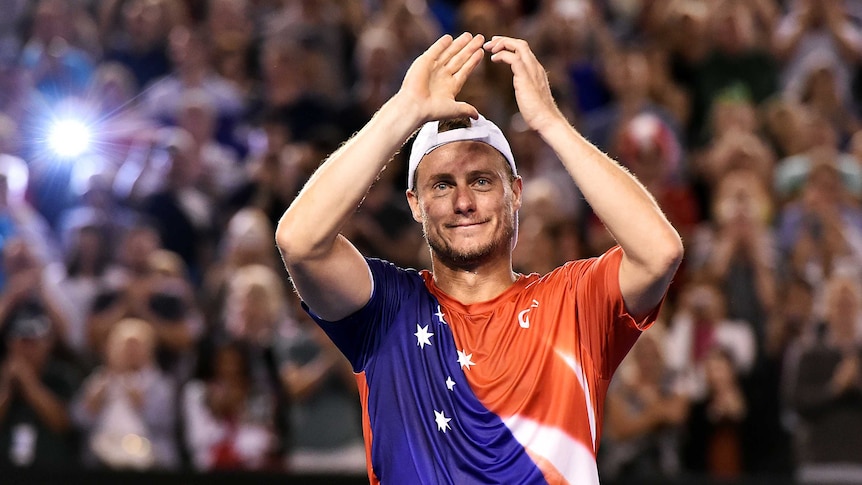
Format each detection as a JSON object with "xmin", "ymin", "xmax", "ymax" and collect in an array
[
  {"xmin": 475, "ymin": 178, "xmax": 491, "ymax": 187},
  {"xmin": 433, "ymin": 182, "xmax": 450, "ymax": 191}
]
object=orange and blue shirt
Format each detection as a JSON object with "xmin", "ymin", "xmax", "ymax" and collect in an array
[{"xmin": 303, "ymin": 246, "xmax": 659, "ymax": 484}]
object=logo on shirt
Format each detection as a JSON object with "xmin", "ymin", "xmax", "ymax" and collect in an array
[{"xmin": 517, "ymin": 300, "xmax": 539, "ymax": 329}]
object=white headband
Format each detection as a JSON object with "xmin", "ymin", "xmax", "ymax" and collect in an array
[
  {"xmin": 407, "ymin": 114, "xmax": 519, "ymax": 249},
  {"xmin": 407, "ymin": 114, "xmax": 516, "ymax": 190}
]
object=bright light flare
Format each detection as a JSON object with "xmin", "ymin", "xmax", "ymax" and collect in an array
[{"xmin": 47, "ymin": 119, "xmax": 92, "ymax": 158}]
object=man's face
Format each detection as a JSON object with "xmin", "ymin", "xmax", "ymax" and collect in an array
[{"xmin": 407, "ymin": 142, "xmax": 521, "ymax": 269}]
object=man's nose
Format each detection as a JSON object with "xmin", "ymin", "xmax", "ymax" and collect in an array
[{"xmin": 452, "ymin": 185, "xmax": 476, "ymax": 214}]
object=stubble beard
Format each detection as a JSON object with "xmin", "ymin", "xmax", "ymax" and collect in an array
[{"xmin": 424, "ymin": 212, "xmax": 515, "ymax": 271}]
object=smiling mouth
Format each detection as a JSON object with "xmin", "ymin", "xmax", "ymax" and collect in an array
[{"xmin": 447, "ymin": 220, "xmax": 487, "ymax": 229}]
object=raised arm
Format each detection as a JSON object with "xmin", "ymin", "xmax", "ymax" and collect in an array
[
  {"xmin": 484, "ymin": 36, "xmax": 683, "ymax": 320},
  {"xmin": 276, "ymin": 33, "xmax": 486, "ymax": 321}
]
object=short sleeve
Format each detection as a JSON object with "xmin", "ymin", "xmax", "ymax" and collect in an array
[
  {"xmin": 572, "ymin": 246, "xmax": 664, "ymax": 379},
  {"xmin": 301, "ymin": 258, "xmax": 420, "ymax": 372}
]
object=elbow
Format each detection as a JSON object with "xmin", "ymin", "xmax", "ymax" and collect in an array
[
  {"xmin": 275, "ymin": 212, "xmax": 319, "ymax": 262},
  {"xmin": 665, "ymin": 231, "xmax": 685, "ymax": 273},
  {"xmin": 649, "ymin": 227, "xmax": 684, "ymax": 280},
  {"xmin": 275, "ymin": 206, "xmax": 339, "ymax": 264}
]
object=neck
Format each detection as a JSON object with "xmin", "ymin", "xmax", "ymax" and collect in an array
[{"xmin": 430, "ymin": 255, "xmax": 518, "ymax": 304}]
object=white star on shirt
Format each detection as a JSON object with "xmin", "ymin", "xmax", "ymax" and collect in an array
[
  {"xmin": 445, "ymin": 376, "xmax": 456, "ymax": 391},
  {"xmin": 434, "ymin": 410, "xmax": 452, "ymax": 433},
  {"xmin": 414, "ymin": 324, "xmax": 434, "ymax": 349},
  {"xmin": 457, "ymin": 350, "xmax": 475, "ymax": 370},
  {"xmin": 434, "ymin": 305, "xmax": 447, "ymax": 325}
]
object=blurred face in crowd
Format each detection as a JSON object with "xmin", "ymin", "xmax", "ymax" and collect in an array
[
  {"xmin": 33, "ymin": 0, "xmax": 70, "ymax": 44},
  {"xmin": 605, "ymin": 50, "xmax": 650, "ymax": 99},
  {"xmin": 713, "ymin": 169, "xmax": 770, "ymax": 226},
  {"xmin": 226, "ymin": 265, "xmax": 285, "ymax": 342},
  {"xmin": 124, "ymin": 0, "xmax": 166, "ymax": 49},
  {"xmin": 121, "ymin": 226, "xmax": 161, "ymax": 274},
  {"xmin": 7, "ymin": 333, "xmax": 52, "ymax": 371},
  {"xmin": 168, "ymin": 26, "xmax": 208, "ymax": 70},
  {"xmin": 683, "ymin": 282, "xmax": 725, "ymax": 322},
  {"xmin": 712, "ymin": 2, "xmax": 755, "ymax": 54},
  {"xmin": 213, "ymin": 345, "xmax": 248, "ymax": 385},
  {"xmin": 2, "ymin": 237, "xmax": 38, "ymax": 274},
  {"xmin": 704, "ymin": 348, "xmax": 737, "ymax": 390},
  {"xmin": 177, "ymin": 99, "xmax": 216, "ymax": 144},
  {"xmin": 803, "ymin": 163, "xmax": 843, "ymax": 209},
  {"xmin": 107, "ymin": 328, "xmax": 154, "ymax": 372},
  {"xmin": 407, "ymin": 142, "xmax": 522, "ymax": 270}
]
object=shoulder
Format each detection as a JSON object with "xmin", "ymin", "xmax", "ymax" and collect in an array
[{"xmin": 538, "ymin": 246, "xmax": 624, "ymax": 282}]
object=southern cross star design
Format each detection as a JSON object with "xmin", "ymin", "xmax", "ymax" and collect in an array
[
  {"xmin": 434, "ymin": 305, "xmax": 447, "ymax": 325},
  {"xmin": 414, "ymin": 324, "xmax": 434, "ymax": 349},
  {"xmin": 434, "ymin": 410, "xmax": 452, "ymax": 433},
  {"xmin": 445, "ymin": 376, "xmax": 456, "ymax": 391},
  {"xmin": 457, "ymin": 350, "xmax": 475, "ymax": 370}
]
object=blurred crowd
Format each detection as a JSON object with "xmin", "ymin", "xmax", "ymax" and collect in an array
[{"xmin": 0, "ymin": 0, "xmax": 861, "ymax": 482}]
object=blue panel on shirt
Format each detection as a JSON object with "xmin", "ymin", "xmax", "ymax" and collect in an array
[{"xmin": 304, "ymin": 258, "xmax": 548, "ymax": 484}]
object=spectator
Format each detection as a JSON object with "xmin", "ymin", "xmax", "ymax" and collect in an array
[
  {"xmin": 100, "ymin": 0, "xmax": 174, "ymax": 91},
  {"xmin": 787, "ymin": 272, "xmax": 862, "ymax": 484},
  {"xmin": 600, "ymin": 329, "xmax": 689, "ymax": 482},
  {"xmin": 684, "ymin": 346, "xmax": 749, "ymax": 479},
  {"xmin": 48, "ymin": 222, "xmax": 114, "ymax": 360},
  {"xmin": 226, "ymin": 111, "xmax": 307, "ymax": 227},
  {"xmin": 181, "ymin": 340, "xmax": 275, "ymax": 471},
  {"xmin": 88, "ymin": 226, "xmax": 202, "ymax": 379},
  {"xmin": 692, "ymin": 168, "xmax": 777, "ymax": 350},
  {"xmin": 582, "ymin": 43, "xmax": 683, "ymax": 154},
  {"xmin": 137, "ymin": 128, "xmax": 218, "ymax": 282},
  {"xmin": 200, "ymin": 207, "xmax": 282, "ymax": 329},
  {"xmin": 279, "ymin": 296, "xmax": 364, "ymax": 475},
  {"xmin": 206, "ymin": 0, "xmax": 258, "ymax": 99},
  {"xmin": 0, "ymin": 308, "xmax": 78, "ymax": 467},
  {"xmin": 777, "ymin": 159, "xmax": 862, "ymax": 290},
  {"xmin": 773, "ymin": 0, "xmax": 862, "ymax": 114},
  {"xmin": 140, "ymin": 24, "xmax": 245, "ymax": 146},
  {"xmin": 688, "ymin": 0, "xmax": 779, "ymax": 146},
  {"xmin": 665, "ymin": 281, "xmax": 757, "ymax": 402},
  {"xmin": 175, "ymin": 89, "xmax": 245, "ymax": 202},
  {"xmin": 0, "ymin": 150, "xmax": 62, "ymax": 279},
  {"xmin": 774, "ymin": 108, "xmax": 862, "ymax": 203},
  {"xmin": 0, "ymin": 237, "xmax": 71, "ymax": 350},
  {"xmin": 71, "ymin": 318, "xmax": 178, "ymax": 470},
  {"xmin": 18, "ymin": 0, "xmax": 96, "ymax": 104}
]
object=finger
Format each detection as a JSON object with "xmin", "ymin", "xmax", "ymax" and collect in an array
[
  {"xmin": 487, "ymin": 49, "xmax": 524, "ymax": 72},
  {"xmin": 446, "ymin": 33, "xmax": 485, "ymax": 72},
  {"xmin": 425, "ymin": 34, "xmax": 454, "ymax": 61},
  {"xmin": 452, "ymin": 48, "xmax": 485, "ymax": 82},
  {"xmin": 452, "ymin": 101, "xmax": 480, "ymax": 120},
  {"xmin": 483, "ymin": 36, "xmax": 530, "ymax": 55},
  {"xmin": 439, "ymin": 32, "xmax": 474, "ymax": 63}
]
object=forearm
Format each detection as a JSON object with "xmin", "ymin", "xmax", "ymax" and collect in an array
[
  {"xmin": 0, "ymin": 384, "xmax": 11, "ymax": 423},
  {"xmin": 276, "ymin": 95, "xmax": 423, "ymax": 261},
  {"xmin": 773, "ymin": 23, "xmax": 806, "ymax": 60},
  {"xmin": 829, "ymin": 23, "xmax": 862, "ymax": 62},
  {"xmin": 151, "ymin": 319, "xmax": 194, "ymax": 352},
  {"xmin": 606, "ymin": 397, "xmax": 660, "ymax": 440},
  {"xmin": 19, "ymin": 381, "xmax": 70, "ymax": 433},
  {"xmin": 753, "ymin": 263, "xmax": 777, "ymax": 311},
  {"xmin": 40, "ymin": 291, "xmax": 71, "ymax": 344},
  {"xmin": 707, "ymin": 236, "xmax": 737, "ymax": 279},
  {"xmin": 538, "ymin": 117, "xmax": 682, "ymax": 266},
  {"xmin": 281, "ymin": 355, "xmax": 339, "ymax": 402}
]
